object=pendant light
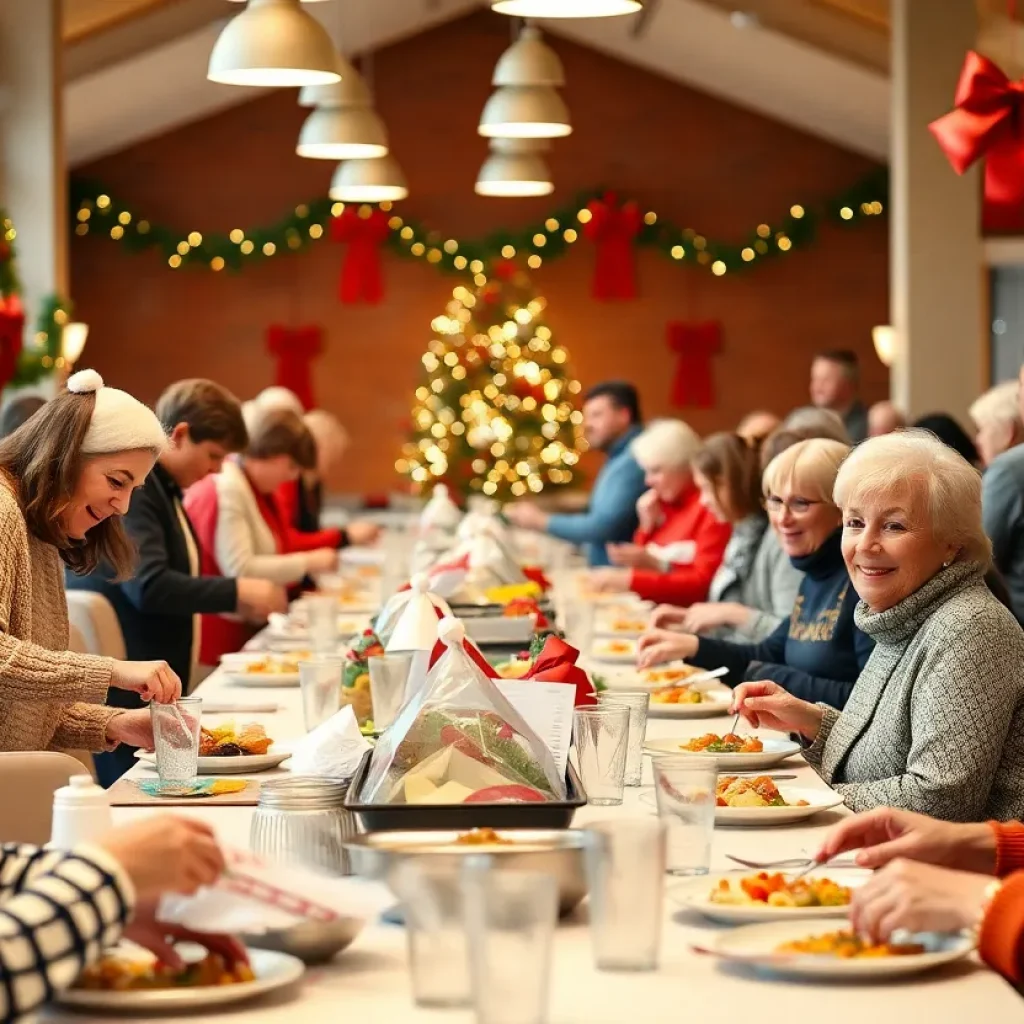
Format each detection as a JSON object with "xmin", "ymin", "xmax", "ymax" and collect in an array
[
  {"xmin": 479, "ymin": 85, "xmax": 571, "ymax": 138},
  {"xmin": 330, "ymin": 156, "xmax": 409, "ymax": 203},
  {"xmin": 296, "ymin": 56, "xmax": 388, "ymax": 160},
  {"xmin": 475, "ymin": 139, "xmax": 553, "ymax": 197},
  {"xmin": 208, "ymin": 0, "xmax": 340, "ymax": 88},
  {"xmin": 872, "ymin": 325, "xmax": 897, "ymax": 367},
  {"xmin": 493, "ymin": 26, "xmax": 564, "ymax": 87},
  {"xmin": 491, "ymin": 0, "xmax": 643, "ymax": 15}
]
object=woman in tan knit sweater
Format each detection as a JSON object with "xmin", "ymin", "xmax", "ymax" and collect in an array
[{"xmin": 0, "ymin": 370, "xmax": 181, "ymax": 752}]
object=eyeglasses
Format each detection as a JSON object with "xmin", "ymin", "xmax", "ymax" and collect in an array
[{"xmin": 764, "ymin": 496, "xmax": 825, "ymax": 515}]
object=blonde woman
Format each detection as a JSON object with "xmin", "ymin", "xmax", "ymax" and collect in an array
[
  {"xmin": 970, "ymin": 380, "xmax": 1023, "ymax": 467},
  {"xmin": 638, "ymin": 438, "xmax": 872, "ymax": 708}
]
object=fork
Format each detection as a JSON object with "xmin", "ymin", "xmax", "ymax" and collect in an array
[{"xmin": 725, "ymin": 854, "xmax": 859, "ymax": 870}]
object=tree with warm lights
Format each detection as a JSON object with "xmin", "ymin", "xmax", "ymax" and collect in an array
[{"xmin": 398, "ymin": 264, "xmax": 585, "ymax": 500}]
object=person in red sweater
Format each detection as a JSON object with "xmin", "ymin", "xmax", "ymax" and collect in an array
[
  {"xmin": 816, "ymin": 807, "xmax": 1024, "ymax": 985},
  {"xmin": 589, "ymin": 419, "xmax": 731, "ymax": 604}
]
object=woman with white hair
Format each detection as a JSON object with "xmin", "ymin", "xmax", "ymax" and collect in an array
[
  {"xmin": 732, "ymin": 430, "xmax": 1024, "ymax": 821},
  {"xmin": 639, "ymin": 438, "xmax": 872, "ymax": 707},
  {"xmin": 970, "ymin": 379, "xmax": 1023, "ymax": 467},
  {"xmin": 589, "ymin": 419, "xmax": 731, "ymax": 603}
]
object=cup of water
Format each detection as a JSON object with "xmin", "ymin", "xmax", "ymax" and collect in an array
[
  {"xmin": 298, "ymin": 658, "xmax": 343, "ymax": 733},
  {"xmin": 651, "ymin": 756, "xmax": 716, "ymax": 876},
  {"xmin": 305, "ymin": 595, "xmax": 339, "ymax": 654},
  {"xmin": 151, "ymin": 697, "xmax": 202, "ymax": 782}
]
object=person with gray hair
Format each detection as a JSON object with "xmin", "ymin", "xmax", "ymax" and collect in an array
[
  {"xmin": 782, "ymin": 406, "xmax": 850, "ymax": 444},
  {"xmin": 970, "ymin": 379, "xmax": 1023, "ymax": 467},
  {"xmin": 732, "ymin": 429, "xmax": 1024, "ymax": 821}
]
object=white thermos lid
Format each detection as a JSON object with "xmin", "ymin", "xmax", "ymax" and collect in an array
[{"xmin": 53, "ymin": 774, "xmax": 108, "ymax": 806}]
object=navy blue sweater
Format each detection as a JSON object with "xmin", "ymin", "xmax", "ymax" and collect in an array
[{"xmin": 689, "ymin": 529, "xmax": 873, "ymax": 708}]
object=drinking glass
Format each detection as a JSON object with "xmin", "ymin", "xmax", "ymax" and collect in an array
[
  {"xmin": 151, "ymin": 697, "xmax": 202, "ymax": 782},
  {"xmin": 367, "ymin": 652, "xmax": 413, "ymax": 731},
  {"xmin": 305, "ymin": 595, "xmax": 339, "ymax": 654},
  {"xmin": 572, "ymin": 705, "xmax": 629, "ymax": 805},
  {"xmin": 596, "ymin": 691, "xmax": 649, "ymax": 786},
  {"xmin": 465, "ymin": 864, "xmax": 558, "ymax": 1024},
  {"xmin": 651, "ymin": 756, "xmax": 716, "ymax": 876},
  {"xmin": 584, "ymin": 818, "xmax": 666, "ymax": 971},
  {"xmin": 562, "ymin": 600, "xmax": 594, "ymax": 655},
  {"xmin": 298, "ymin": 658, "xmax": 343, "ymax": 733}
]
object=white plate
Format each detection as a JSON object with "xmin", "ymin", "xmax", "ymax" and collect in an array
[
  {"xmin": 591, "ymin": 639, "xmax": 638, "ymax": 663},
  {"xmin": 702, "ymin": 921, "xmax": 975, "ymax": 980},
  {"xmin": 645, "ymin": 737, "xmax": 802, "ymax": 770},
  {"xmin": 224, "ymin": 671, "xmax": 300, "ymax": 687},
  {"xmin": 714, "ymin": 786, "xmax": 845, "ymax": 826},
  {"xmin": 56, "ymin": 948, "xmax": 304, "ymax": 1011},
  {"xmin": 136, "ymin": 747, "xmax": 292, "ymax": 775},
  {"xmin": 647, "ymin": 687, "xmax": 733, "ymax": 719},
  {"xmin": 671, "ymin": 869, "xmax": 870, "ymax": 924}
]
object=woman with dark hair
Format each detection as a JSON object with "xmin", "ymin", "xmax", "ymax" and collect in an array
[
  {"xmin": 0, "ymin": 370, "xmax": 179, "ymax": 752},
  {"xmin": 913, "ymin": 413, "xmax": 980, "ymax": 467}
]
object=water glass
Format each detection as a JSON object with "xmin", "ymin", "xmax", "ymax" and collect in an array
[
  {"xmin": 305, "ymin": 595, "xmax": 339, "ymax": 654},
  {"xmin": 465, "ymin": 865, "xmax": 558, "ymax": 1024},
  {"xmin": 572, "ymin": 705, "xmax": 629, "ymax": 806},
  {"xmin": 651, "ymin": 756, "xmax": 716, "ymax": 876},
  {"xmin": 584, "ymin": 818, "xmax": 666, "ymax": 972},
  {"xmin": 151, "ymin": 697, "xmax": 202, "ymax": 782},
  {"xmin": 563, "ymin": 600, "xmax": 594, "ymax": 655},
  {"xmin": 298, "ymin": 658, "xmax": 343, "ymax": 733},
  {"xmin": 368, "ymin": 652, "xmax": 414, "ymax": 730},
  {"xmin": 597, "ymin": 691, "xmax": 649, "ymax": 786}
]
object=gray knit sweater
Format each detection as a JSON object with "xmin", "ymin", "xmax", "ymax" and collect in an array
[{"xmin": 804, "ymin": 561, "xmax": 1024, "ymax": 822}]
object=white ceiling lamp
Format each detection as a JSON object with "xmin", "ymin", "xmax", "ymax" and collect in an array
[
  {"xmin": 62, "ymin": 322, "xmax": 89, "ymax": 368},
  {"xmin": 490, "ymin": 0, "xmax": 643, "ymax": 16},
  {"xmin": 208, "ymin": 0, "xmax": 340, "ymax": 88},
  {"xmin": 479, "ymin": 85, "xmax": 571, "ymax": 138},
  {"xmin": 298, "ymin": 54, "xmax": 370, "ymax": 108},
  {"xmin": 872, "ymin": 325, "xmax": 897, "ymax": 367},
  {"xmin": 493, "ymin": 27, "xmax": 565, "ymax": 87},
  {"xmin": 298, "ymin": 106, "xmax": 388, "ymax": 159},
  {"xmin": 476, "ymin": 139, "xmax": 553, "ymax": 197},
  {"xmin": 330, "ymin": 156, "xmax": 409, "ymax": 203}
]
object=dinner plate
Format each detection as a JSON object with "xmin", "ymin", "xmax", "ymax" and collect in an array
[
  {"xmin": 224, "ymin": 671, "xmax": 301, "ymax": 687},
  {"xmin": 648, "ymin": 687, "xmax": 734, "ymax": 719},
  {"xmin": 714, "ymin": 786, "xmax": 845, "ymax": 826},
  {"xmin": 671, "ymin": 868, "xmax": 870, "ymax": 924},
  {"xmin": 644, "ymin": 737, "xmax": 802, "ymax": 770},
  {"xmin": 590, "ymin": 639, "xmax": 638, "ymax": 663},
  {"xmin": 135, "ymin": 746, "xmax": 292, "ymax": 775},
  {"xmin": 592, "ymin": 617, "xmax": 649, "ymax": 638},
  {"xmin": 701, "ymin": 921, "xmax": 975, "ymax": 980},
  {"xmin": 55, "ymin": 948, "xmax": 305, "ymax": 1012}
]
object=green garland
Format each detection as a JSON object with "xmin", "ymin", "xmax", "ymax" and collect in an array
[{"xmin": 69, "ymin": 166, "xmax": 887, "ymax": 280}]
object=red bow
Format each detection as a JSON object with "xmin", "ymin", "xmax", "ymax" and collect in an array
[
  {"xmin": 266, "ymin": 324, "xmax": 322, "ymax": 411},
  {"xmin": 330, "ymin": 206, "xmax": 391, "ymax": 305},
  {"xmin": 0, "ymin": 295, "xmax": 25, "ymax": 392},
  {"xmin": 583, "ymin": 194, "xmax": 642, "ymax": 301},
  {"xmin": 929, "ymin": 51, "xmax": 1024, "ymax": 231},
  {"xmin": 521, "ymin": 565, "xmax": 551, "ymax": 592},
  {"xmin": 667, "ymin": 320, "xmax": 721, "ymax": 409},
  {"xmin": 525, "ymin": 636, "xmax": 596, "ymax": 707}
]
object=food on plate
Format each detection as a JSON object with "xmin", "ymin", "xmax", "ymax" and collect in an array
[
  {"xmin": 199, "ymin": 722, "xmax": 272, "ymax": 757},
  {"xmin": 682, "ymin": 732, "xmax": 763, "ymax": 754},
  {"xmin": 710, "ymin": 872, "xmax": 851, "ymax": 908},
  {"xmin": 597, "ymin": 639, "xmax": 635, "ymax": 655},
  {"xmin": 651, "ymin": 685, "xmax": 706, "ymax": 705},
  {"xmin": 74, "ymin": 953, "xmax": 254, "ymax": 991},
  {"xmin": 496, "ymin": 658, "xmax": 533, "ymax": 680},
  {"xmin": 242, "ymin": 656, "xmax": 304, "ymax": 675},
  {"xmin": 609, "ymin": 617, "xmax": 647, "ymax": 633},
  {"xmin": 716, "ymin": 775, "xmax": 809, "ymax": 808},
  {"xmin": 775, "ymin": 930, "xmax": 924, "ymax": 958},
  {"xmin": 502, "ymin": 596, "xmax": 545, "ymax": 623},
  {"xmin": 641, "ymin": 666, "xmax": 701, "ymax": 686},
  {"xmin": 342, "ymin": 630, "xmax": 385, "ymax": 725},
  {"xmin": 455, "ymin": 827, "xmax": 513, "ymax": 845}
]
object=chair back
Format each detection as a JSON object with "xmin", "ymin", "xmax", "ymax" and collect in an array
[
  {"xmin": 65, "ymin": 590, "xmax": 126, "ymax": 660},
  {"xmin": 0, "ymin": 751, "xmax": 91, "ymax": 844}
]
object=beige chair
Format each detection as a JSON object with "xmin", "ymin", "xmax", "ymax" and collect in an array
[
  {"xmin": 62, "ymin": 618, "xmax": 101, "ymax": 780},
  {"xmin": 65, "ymin": 590, "xmax": 126, "ymax": 660},
  {"xmin": 0, "ymin": 751, "xmax": 91, "ymax": 844}
]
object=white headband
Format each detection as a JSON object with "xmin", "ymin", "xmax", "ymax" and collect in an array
[{"xmin": 67, "ymin": 369, "xmax": 168, "ymax": 455}]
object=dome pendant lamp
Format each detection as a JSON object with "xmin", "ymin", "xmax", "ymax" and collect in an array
[
  {"xmin": 491, "ymin": 0, "xmax": 643, "ymax": 15},
  {"xmin": 476, "ymin": 139, "xmax": 554, "ymax": 197}
]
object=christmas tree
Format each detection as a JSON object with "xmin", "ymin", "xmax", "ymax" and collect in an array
[{"xmin": 397, "ymin": 265, "xmax": 584, "ymax": 500}]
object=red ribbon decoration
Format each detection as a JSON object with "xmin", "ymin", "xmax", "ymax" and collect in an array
[
  {"xmin": 330, "ymin": 206, "xmax": 390, "ymax": 304},
  {"xmin": 582, "ymin": 193, "xmax": 642, "ymax": 301},
  {"xmin": 266, "ymin": 324, "xmax": 322, "ymax": 411},
  {"xmin": 0, "ymin": 295, "xmax": 24, "ymax": 392},
  {"xmin": 929, "ymin": 51, "xmax": 1024, "ymax": 232},
  {"xmin": 525, "ymin": 636, "xmax": 597, "ymax": 708},
  {"xmin": 667, "ymin": 320, "xmax": 721, "ymax": 409}
]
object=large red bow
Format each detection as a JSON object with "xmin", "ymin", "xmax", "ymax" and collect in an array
[
  {"xmin": 525, "ymin": 636, "xmax": 597, "ymax": 708},
  {"xmin": 0, "ymin": 295, "xmax": 24, "ymax": 392},
  {"xmin": 583, "ymin": 194, "xmax": 642, "ymax": 301},
  {"xmin": 266, "ymin": 324, "xmax": 322, "ymax": 411},
  {"xmin": 929, "ymin": 51, "xmax": 1024, "ymax": 231},
  {"xmin": 330, "ymin": 206, "xmax": 390, "ymax": 304},
  {"xmin": 667, "ymin": 320, "xmax": 721, "ymax": 409}
]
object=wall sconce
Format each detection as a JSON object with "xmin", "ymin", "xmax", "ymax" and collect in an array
[
  {"xmin": 62, "ymin": 321, "xmax": 89, "ymax": 370},
  {"xmin": 872, "ymin": 324, "xmax": 896, "ymax": 367}
]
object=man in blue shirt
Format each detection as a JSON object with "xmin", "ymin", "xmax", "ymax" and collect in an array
[{"xmin": 506, "ymin": 381, "xmax": 647, "ymax": 566}]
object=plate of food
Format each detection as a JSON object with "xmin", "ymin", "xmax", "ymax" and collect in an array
[
  {"xmin": 591, "ymin": 638, "xmax": 638, "ymax": 663},
  {"xmin": 672, "ymin": 869, "xmax": 868, "ymax": 924},
  {"xmin": 137, "ymin": 724, "xmax": 290, "ymax": 775},
  {"xmin": 221, "ymin": 653, "xmax": 306, "ymax": 687},
  {"xmin": 700, "ymin": 923, "xmax": 975, "ymax": 980},
  {"xmin": 645, "ymin": 733, "xmax": 802, "ymax": 770},
  {"xmin": 593, "ymin": 613, "xmax": 649, "ymax": 638},
  {"xmin": 57, "ymin": 948, "xmax": 304, "ymax": 1011},
  {"xmin": 714, "ymin": 775, "xmax": 844, "ymax": 825},
  {"xmin": 647, "ymin": 684, "xmax": 733, "ymax": 719}
]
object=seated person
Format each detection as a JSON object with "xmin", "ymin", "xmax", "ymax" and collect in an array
[
  {"xmin": 639, "ymin": 438, "xmax": 871, "ymax": 709},
  {"xmin": 0, "ymin": 394, "xmax": 46, "ymax": 438},
  {"xmin": 970, "ymin": 379, "xmax": 1023, "ymax": 467}
]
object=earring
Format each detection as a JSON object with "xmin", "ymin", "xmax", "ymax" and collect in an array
[{"xmin": 942, "ymin": 559, "xmax": 953, "ymax": 568}]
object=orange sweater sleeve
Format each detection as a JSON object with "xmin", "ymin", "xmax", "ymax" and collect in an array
[
  {"xmin": 991, "ymin": 821, "xmax": 1024, "ymax": 877},
  {"xmin": 980, "ymin": 872, "xmax": 1024, "ymax": 985}
]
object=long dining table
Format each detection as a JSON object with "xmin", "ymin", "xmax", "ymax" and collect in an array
[{"xmin": 42, "ymin": 558, "xmax": 1024, "ymax": 1024}]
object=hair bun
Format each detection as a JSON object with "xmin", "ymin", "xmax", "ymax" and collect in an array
[{"xmin": 67, "ymin": 369, "xmax": 104, "ymax": 394}]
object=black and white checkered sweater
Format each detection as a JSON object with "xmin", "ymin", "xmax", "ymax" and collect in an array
[
  {"xmin": 0, "ymin": 843, "xmax": 133, "ymax": 1023},
  {"xmin": 805, "ymin": 561, "xmax": 1024, "ymax": 821}
]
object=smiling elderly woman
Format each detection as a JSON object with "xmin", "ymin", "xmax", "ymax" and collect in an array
[{"xmin": 733, "ymin": 429, "xmax": 1024, "ymax": 821}]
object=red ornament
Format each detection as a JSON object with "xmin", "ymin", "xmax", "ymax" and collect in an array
[
  {"xmin": 266, "ymin": 324, "xmax": 322, "ymax": 411},
  {"xmin": 330, "ymin": 206, "xmax": 391, "ymax": 304},
  {"xmin": 582, "ymin": 193, "xmax": 642, "ymax": 301},
  {"xmin": 0, "ymin": 295, "xmax": 25, "ymax": 392},
  {"xmin": 667, "ymin": 320, "xmax": 721, "ymax": 409},
  {"xmin": 491, "ymin": 259, "xmax": 518, "ymax": 282},
  {"xmin": 929, "ymin": 51, "xmax": 1024, "ymax": 231}
]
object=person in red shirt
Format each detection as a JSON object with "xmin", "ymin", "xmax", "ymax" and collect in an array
[{"xmin": 589, "ymin": 419, "xmax": 731, "ymax": 604}]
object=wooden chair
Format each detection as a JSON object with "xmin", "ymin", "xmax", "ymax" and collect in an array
[{"xmin": 0, "ymin": 751, "xmax": 91, "ymax": 844}]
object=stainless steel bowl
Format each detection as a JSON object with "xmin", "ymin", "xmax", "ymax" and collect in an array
[
  {"xmin": 243, "ymin": 917, "xmax": 365, "ymax": 964},
  {"xmin": 344, "ymin": 828, "xmax": 589, "ymax": 917}
]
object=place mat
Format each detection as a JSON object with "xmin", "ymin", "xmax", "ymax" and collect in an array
[{"xmin": 108, "ymin": 778, "xmax": 262, "ymax": 806}]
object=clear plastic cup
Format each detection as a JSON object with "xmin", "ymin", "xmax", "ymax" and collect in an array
[
  {"xmin": 305, "ymin": 595, "xmax": 339, "ymax": 654},
  {"xmin": 573, "ymin": 705, "xmax": 629, "ymax": 805},
  {"xmin": 651, "ymin": 756, "xmax": 716, "ymax": 876},
  {"xmin": 596, "ymin": 690, "xmax": 649, "ymax": 786},
  {"xmin": 298, "ymin": 658, "xmax": 343, "ymax": 733},
  {"xmin": 151, "ymin": 697, "xmax": 202, "ymax": 782},
  {"xmin": 367, "ymin": 652, "xmax": 414, "ymax": 730}
]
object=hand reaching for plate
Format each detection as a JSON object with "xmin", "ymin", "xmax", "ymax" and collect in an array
[
  {"xmin": 636, "ymin": 628, "xmax": 698, "ymax": 667},
  {"xmin": 729, "ymin": 680, "xmax": 824, "ymax": 740}
]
